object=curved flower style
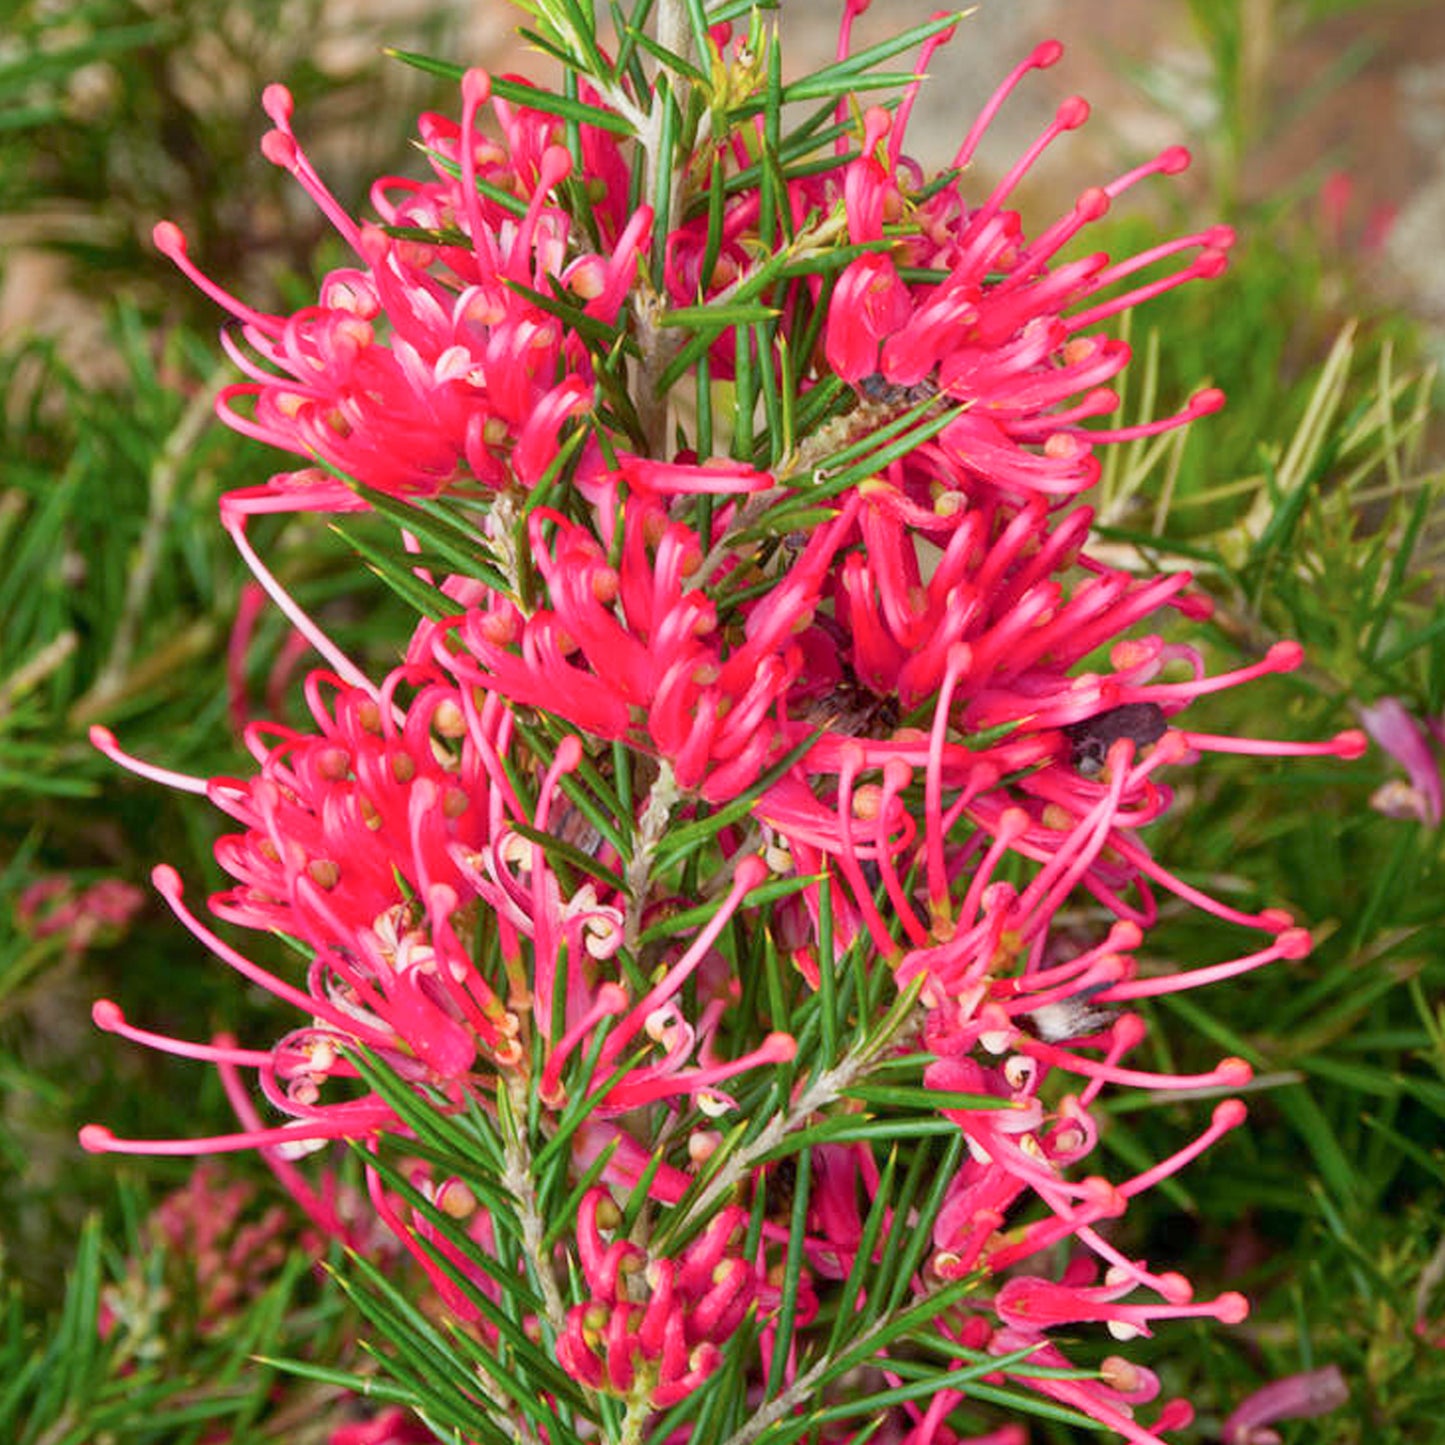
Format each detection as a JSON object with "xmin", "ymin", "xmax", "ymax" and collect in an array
[
  {"xmin": 1358, "ymin": 695, "xmax": 1445, "ymax": 825},
  {"xmin": 168, "ymin": 18, "xmax": 1230, "ymax": 523},
  {"xmin": 754, "ymin": 477, "xmax": 1364, "ymax": 969},
  {"xmin": 822, "ymin": 166, "xmax": 1229, "ymax": 501},
  {"xmin": 1221, "ymin": 1365, "xmax": 1350, "ymax": 1445}
]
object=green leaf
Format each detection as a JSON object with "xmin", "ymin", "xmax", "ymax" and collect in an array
[
  {"xmin": 843, "ymin": 1084, "xmax": 1014, "ymax": 1113},
  {"xmin": 659, "ymin": 301, "xmax": 782, "ymax": 328},
  {"xmin": 635, "ymin": 871, "xmax": 820, "ymax": 945},
  {"xmin": 386, "ymin": 49, "xmax": 637, "ymax": 134},
  {"xmin": 329, "ymin": 521, "xmax": 459, "ymax": 620},
  {"xmin": 508, "ymin": 819, "xmax": 630, "ymax": 895}
]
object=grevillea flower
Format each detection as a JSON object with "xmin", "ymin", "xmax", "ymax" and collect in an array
[
  {"xmin": 98, "ymin": 1163, "xmax": 292, "ymax": 1348},
  {"xmin": 156, "ymin": 72, "xmax": 644, "ymax": 513},
  {"xmin": 427, "ymin": 487, "xmax": 877, "ymax": 800},
  {"xmin": 83, "ymin": 663, "xmax": 793, "ymax": 1320},
  {"xmin": 1220, "ymin": 1365, "xmax": 1350, "ymax": 1445},
  {"xmin": 16, "ymin": 875, "xmax": 144, "ymax": 956},
  {"xmin": 756, "ymin": 499, "xmax": 1363, "ymax": 966},
  {"xmin": 1358, "ymin": 696, "xmax": 1442, "ymax": 825},
  {"xmin": 86, "ymin": 10, "xmax": 1373, "ymax": 1445},
  {"xmin": 557, "ymin": 1189, "xmax": 801, "ymax": 1406},
  {"xmin": 101, "ymin": 1162, "xmax": 442, "ymax": 1443}
]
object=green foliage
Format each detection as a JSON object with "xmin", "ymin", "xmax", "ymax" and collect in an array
[
  {"xmin": 0, "ymin": 0, "xmax": 468, "ymax": 301},
  {"xmin": 0, "ymin": 1198, "xmax": 370, "ymax": 1445}
]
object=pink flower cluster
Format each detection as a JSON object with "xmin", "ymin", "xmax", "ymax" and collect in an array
[
  {"xmin": 98, "ymin": 1163, "xmax": 291, "ymax": 1344},
  {"xmin": 153, "ymin": 71, "xmax": 639, "ymax": 512},
  {"xmin": 17, "ymin": 874, "xmax": 143, "ymax": 956},
  {"xmin": 86, "ymin": 9, "xmax": 1368, "ymax": 1444},
  {"xmin": 99, "ymin": 1160, "xmax": 437, "ymax": 1445},
  {"xmin": 1359, "ymin": 696, "xmax": 1445, "ymax": 826},
  {"xmin": 557, "ymin": 1190, "xmax": 795, "ymax": 1406}
]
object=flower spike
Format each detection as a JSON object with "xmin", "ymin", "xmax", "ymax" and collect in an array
[{"xmin": 87, "ymin": 17, "xmax": 1371, "ymax": 1445}]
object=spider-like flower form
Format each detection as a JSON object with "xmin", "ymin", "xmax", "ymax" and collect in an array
[{"xmin": 86, "ymin": 10, "xmax": 1372, "ymax": 1444}]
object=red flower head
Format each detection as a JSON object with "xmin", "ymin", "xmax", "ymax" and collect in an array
[
  {"xmin": 157, "ymin": 72, "xmax": 645, "ymax": 515},
  {"xmin": 88, "ymin": 15, "xmax": 1373, "ymax": 1445}
]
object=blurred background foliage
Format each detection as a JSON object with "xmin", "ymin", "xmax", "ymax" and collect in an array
[{"xmin": 2, "ymin": 0, "xmax": 1444, "ymax": 1440}]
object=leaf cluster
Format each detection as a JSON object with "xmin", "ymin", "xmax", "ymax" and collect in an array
[{"xmin": 0, "ymin": 1196, "xmax": 372, "ymax": 1445}]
